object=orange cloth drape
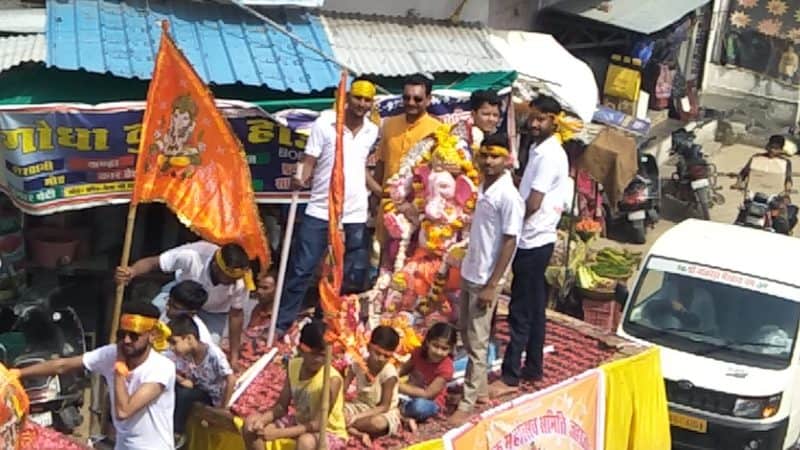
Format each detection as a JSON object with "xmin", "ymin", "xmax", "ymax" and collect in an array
[{"xmin": 131, "ymin": 21, "xmax": 269, "ymax": 269}]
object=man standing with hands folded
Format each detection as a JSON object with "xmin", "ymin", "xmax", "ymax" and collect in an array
[{"xmin": 448, "ymin": 133, "xmax": 523, "ymax": 426}]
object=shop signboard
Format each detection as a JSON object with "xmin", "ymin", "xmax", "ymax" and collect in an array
[
  {"xmin": 0, "ymin": 91, "xmax": 511, "ymax": 215},
  {"xmin": 444, "ymin": 369, "xmax": 605, "ymax": 450}
]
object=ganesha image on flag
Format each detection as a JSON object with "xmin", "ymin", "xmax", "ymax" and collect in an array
[
  {"xmin": 368, "ymin": 123, "xmax": 479, "ymax": 327},
  {"xmin": 148, "ymin": 94, "xmax": 206, "ymax": 178}
]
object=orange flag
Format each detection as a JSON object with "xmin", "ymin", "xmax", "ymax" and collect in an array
[
  {"xmin": 319, "ymin": 71, "xmax": 348, "ymax": 339},
  {"xmin": 131, "ymin": 22, "xmax": 269, "ymax": 269}
]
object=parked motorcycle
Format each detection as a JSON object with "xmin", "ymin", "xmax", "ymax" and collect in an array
[
  {"xmin": 666, "ymin": 124, "xmax": 721, "ymax": 220},
  {"xmin": 0, "ymin": 256, "xmax": 87, "ymax": 433},
  {"xmin": 605, "ymin": 137, "xmax": 660, "ymax": 244},
  {"xmin": 733, "ymin": 192, "xmax": 798, "ymax": 234}
]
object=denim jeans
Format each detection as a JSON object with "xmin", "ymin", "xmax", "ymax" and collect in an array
[
  {"xmin": 402, "ymin": 398, "xmax": 440, "ymax": 422},
  {"xmin": 276, "ymin": 214, "xmax": 368, "ymax": 332},
  {"xmin": 500, "ymin": 243, "xmax": 554, "ymax": 386}
]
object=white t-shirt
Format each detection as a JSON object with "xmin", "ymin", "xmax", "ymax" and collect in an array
[
  {"xmin": 303, "ymin": 110, "xmax": 379, "ymax": 224},
  {"xmin": 518, "ymin": 136, "xmax": 570, "ymax": 250},
  {"xmin": 461, "ymin": 172, "xmax": 524, "ymax": 286},
  {"xmin": 159, "ymin": 241, "xmax": 248, "ymax": 314},
  {"xmin": 83, "ymin": 345, "xmax": 175, "ymax": 450}
]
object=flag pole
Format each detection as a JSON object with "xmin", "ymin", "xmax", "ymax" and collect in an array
[
  {"xmin": 109, "ymin": 203, "xmax": 138, "ymax": 342},
  {"xmin": 266, "ymin": 190, "xmax": 299, "ymax": 347},
  {"xmin": 318, "ymin": 344, "xmax": 332, "ymax": 450}
]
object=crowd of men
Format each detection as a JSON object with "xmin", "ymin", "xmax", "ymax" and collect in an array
[{"xmin": 10, "ymin": 73, "xmax": 573, "ymax": 449}]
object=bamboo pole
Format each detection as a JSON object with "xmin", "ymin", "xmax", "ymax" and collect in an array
[
  {"xmin": 266, "ymin": 190, "xmax": 300, "ymax": 347},
  {"xmin": 109, "ymin": 203, "xmax": 138, "ymax": 342},
  {"xmin": 317, "ymin": 345, "xmax": 332, "ymax": 450}
]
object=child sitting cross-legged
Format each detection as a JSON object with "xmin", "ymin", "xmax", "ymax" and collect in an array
[
  {"xmin": 343, "ymin": 325, "xmax": 402, "ymax": 446},
  {"xmin": 398, "ymin": 322, "xmax": 456, "ymax": 432},
  {"xmin": 241, "ymin": 320, "xmax": 348, "ymax": 450},
  {"xmin": 167, "ymin": 314, "xmax": 236, "ymax": 436}
]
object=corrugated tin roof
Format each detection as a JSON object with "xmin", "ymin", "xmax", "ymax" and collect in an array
[
  {"xmin": 321, "ymin": 12, "xmax": 512, "ymax": 76},
  {"xmin": 550, "ymin": 0, "xmax": 710, "ymax": 35},
  {"xmin": 45, "ymin": 0, "xmax": 340, "ymax": 93},
  {"xmin": 0, "ymin": 34, "xmax": 45, "ymax": 72}
]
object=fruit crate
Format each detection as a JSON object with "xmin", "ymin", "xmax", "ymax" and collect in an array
[{"xmin": 582, "ymin": 298, "xmax": 622, "ymax": 333}]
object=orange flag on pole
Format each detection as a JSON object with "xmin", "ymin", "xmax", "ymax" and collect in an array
[
  {"xmin": 319, "ymin": 71, "xmax": 348, "ymax": 338},
  {"xmin": 131, "ymin": 22, "xmax": 269, "ymax": 269}
]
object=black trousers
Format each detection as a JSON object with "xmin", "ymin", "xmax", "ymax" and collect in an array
[
  {"xmin": 174, "ymin": 384, "xmax": 211, "ymax": 434},
  {"xmin": 500, "ymin": 243, "xmax": 554, "ymax": 386}
]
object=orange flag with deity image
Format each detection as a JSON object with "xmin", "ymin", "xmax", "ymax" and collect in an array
[{"xmin": 131, "ymin": 22, "xmax": 269, "ymax": 269}]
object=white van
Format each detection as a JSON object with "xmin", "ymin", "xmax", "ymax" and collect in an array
[{"xmin": 618, "ymin": 219, "xmax": 800, "ymax": 450}]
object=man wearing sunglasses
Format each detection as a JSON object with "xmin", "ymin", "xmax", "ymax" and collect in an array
[
  {"xmin": 13, "ymin": 302, "xmax": 176, "ymax": 450},
  {"xmin": 372, "ymin": 74, "xmax": 442, "ymax": 258}
]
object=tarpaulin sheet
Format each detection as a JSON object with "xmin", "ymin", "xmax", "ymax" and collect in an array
[{"xmin": 579, "ymin": 127, "xmax": 637, "ymax": 208}]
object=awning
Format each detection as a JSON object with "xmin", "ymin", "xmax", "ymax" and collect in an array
[
  {"xmin": 45, "ymin": 0, "xmax": 340, "ymax": 93},
  {"xmin": 0, "ymin": 34, "xmax": 44, "ymax": 73},
  {"xmin": 488, "ymin": 31, "xmax": 597, "ymax": 122},
  {"xmin": 321, "ymin": 12, "xmax": 512, "ymax": 76},
  {"xmin": 550, "ymin": 0, "xmax": 710, "ymax": 35}
]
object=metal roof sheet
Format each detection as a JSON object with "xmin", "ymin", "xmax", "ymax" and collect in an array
[
  {"xmin": 0, "ymin": 8, "xmax": 45, "ymax": 33},
  {"xmin": 320, "ymin": 12, "xmax": 512, "ymax": 76},
  {"xmin": 0, "ymin": 34, "xmax": 45, "ymax": 72},
  {"xmin": 45, "ymin": 0, "xmax": 340, "ymax": 93},
  {"xmin": 551, "ymin": 0, "xmax": 710, "ymax": 35}
]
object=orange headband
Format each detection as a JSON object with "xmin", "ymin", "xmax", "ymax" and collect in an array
[
  {"xmin": 479, "ymin": 145, "xmax": 510, "ymax": 157},
  {"xmin": 369, "ymin": 343, "xmax": 396, "ymax": 358},
  {"xmin": 214, "ymin": 249, "xmax": 255, "ymax": 291},
  {"xmin": 119, "ymin": 314, "xmax": 172, "ymax": 352},
  {"xmin": 350, "ymin": 80, "xmax": 376, "ymax": 99}
]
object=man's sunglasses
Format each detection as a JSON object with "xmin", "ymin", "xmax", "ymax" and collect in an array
[
  {"xmin": 116, "ymin": 330, "xmax": 142, "ymax": 341},
  {"xmin": 402, "ymin": 94, "xmax": 425, "ymax": 103}
]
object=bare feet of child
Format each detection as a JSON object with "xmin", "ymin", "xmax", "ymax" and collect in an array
[
  {"xmin": 405, "ymin": 417, "xmax": 418, "ymax": 434},
  {"xmin": 348, "ymin": 427, "xmax": 372, "ymax": 447}
]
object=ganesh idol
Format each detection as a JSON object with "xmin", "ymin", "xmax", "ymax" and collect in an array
[{"xmin": 369, "ymin": 123, "xmax": 479, "ymax": 326}]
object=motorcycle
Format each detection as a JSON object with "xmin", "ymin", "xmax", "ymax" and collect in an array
[
  {"xmin": 605, "ymin": 137, "xmax": 660, "ymax": 244},
  {"xmin": 734, "ymin": 191, "xmax": 797, "ymax": 234},
  {"xmin": 0, "ymin": 256, "xmax": 87, "ymax": 433},
  {"xmin": 667, "ymin": 124, "xmax": 721, "ymax": 220}
]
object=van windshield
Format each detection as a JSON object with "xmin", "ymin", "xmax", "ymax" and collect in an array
[{"xmin": 623, "ymin": 256, "xmax": 800, "ymax": 370}]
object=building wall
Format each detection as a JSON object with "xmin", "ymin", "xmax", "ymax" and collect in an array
[
  {"xmin": 321, "ymin": 0, "xmax": 490, "ymax": 23},
  {"xmin": 487, "ymin": 0, "xmax": 533, "ymax": 29}
]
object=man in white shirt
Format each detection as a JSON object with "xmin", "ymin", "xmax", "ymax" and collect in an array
[
  {"xmin": 275, "ymin": 77, "xmax": 380, "ymax": 334},
  {"xmin": 493, "ymin": 95, "xmax": 570, "ymax": 396},
  {"xmin": 116, "ymin": 241, "xmax": 252, "ymax": 370},
  {"xmin": 448, "ymin": 133, "xmax": 524, "ymax": 426},
  {"xmin": 15, "ymin": 302, "xmax": 176, "ymax": 450}
]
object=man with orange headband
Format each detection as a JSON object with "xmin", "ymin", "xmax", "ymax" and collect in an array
[
  {"xmin": 14, "ymin": 302, "xmax": 176, "ymax": 450},
  {"xmin": 448, "ymin": 133, "xmax": 523, "ymax": 426},
  {"xmin": 491, "ymin": 95, "xmax": 571, "ymax": 397},
  {"xmin": 117, "ymin": 241, "xmax": 252, "ymax": 370},
  {"xmin": 276, "ymin": 76, "xmax": 379, "ymax": 334}
]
